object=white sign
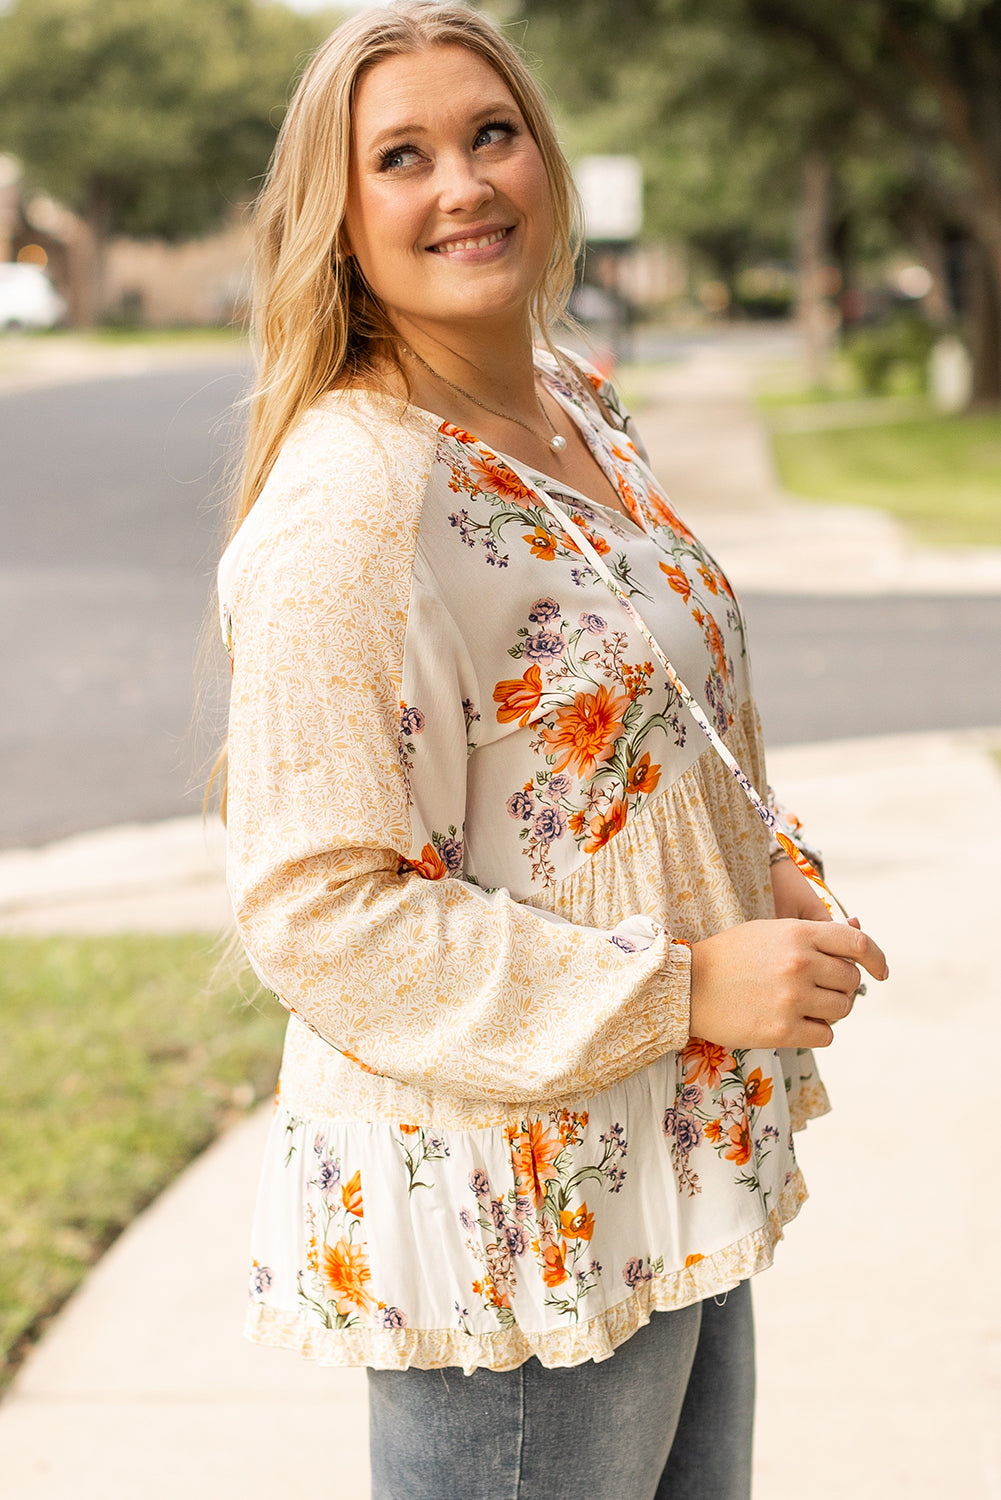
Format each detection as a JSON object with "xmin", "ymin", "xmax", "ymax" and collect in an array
[{"xmin": 576, "ymin": 155, "xmax": 642, "ymax": 242}]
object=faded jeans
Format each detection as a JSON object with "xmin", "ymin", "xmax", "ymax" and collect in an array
[{"xmin": 368, "ymin": 1279, "xmax": 755, "ymax": 1500}]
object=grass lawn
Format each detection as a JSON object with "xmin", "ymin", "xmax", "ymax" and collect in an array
[
  {"xmin": 0, "ymin": 934, "xmax": 285, "ymax": 1392},
  {"xmin": 768, "ymin": 409, "xmax": 1001, "ymax": 547}
]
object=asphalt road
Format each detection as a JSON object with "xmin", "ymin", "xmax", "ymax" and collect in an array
[{"xmin": 2, "ymin": 363, "xmax": 999, "ymax": 849}]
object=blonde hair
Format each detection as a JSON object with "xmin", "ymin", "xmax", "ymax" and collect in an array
[
  {"xmin": 208, "ymin": 2, "xmax": 581, "ymax": 819},
  {"xmin": 232, "ymin": 0, "xmax": 582, "ymax": 540}
]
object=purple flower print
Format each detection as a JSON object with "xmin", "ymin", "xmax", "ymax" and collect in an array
[
  {"xmin": 379, "ymin": 1307, "xmax": 408, "ymax": 1329},
  {"xmin": 611, "ymin": 935, "xmax": 638, "ymax": 953},
  {"xmin": 531, "ymin": 805, "xmax": 568, "ymax": 842},
  {"xmin": 399, "ymin": 705, "xmax": 425, "ymax": 737},
  {"xmin": 316, "ymin": 1157, "xmax": 342, "ymax": 1197},
  {"xmin": 678, "ymin": 1083, "xmax": 704, "ymax": 1110},
  {"xmin": 544, "ymin": 774, "xmax": 572, "ymax": 803},
  {"xmin": 664, "ymin": 1109, "xmax": 702, "ymax": 1154},
  {"xmin": 528, "ymin": 597, "xmax": 561, "ymax": 624},
  {"xmin": 675, "ymin": 1115, "xmax": 703, "ymax": 1153},
  {"xmin": 623, "ymin": 1256, "xmax": 653, "ymax": 1288},
  {"xmin": 469, "ymin": 1168, "xmax": 491, "ymax": 1198},
  {"xmin": 490, "ymin": 1198, "xmax": 507, "ymax": 1232},
  {"xmin": 504, "ymin": 1224, "xmax": 530, "ymax": 1257},
  {"xmin": 448, "ymin": 510, "xmax": 476, "ymax": 546},
  {"xmin": 524, "ymin": 630, "xmax": 566, "ymax": 665},
  {"xmin": 439, "ymin": 837, "xmax": 464, "ymax": 874},
  {"xmin": 579, "ymin": 611, "xmax": 606, "ymax": 635},
  {"xmin": 459, "ymin": 1208, "xmax": 477, "ymax": 1233},
  {"xmin": 250, "ymin": 1264, "xmax": 273, "ymax": 1296},
  {"xmin": 506, "ymin": 790, "xmax": 535, "ymax": 821}
]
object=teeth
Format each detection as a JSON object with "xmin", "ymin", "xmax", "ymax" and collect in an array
[{"xmin": 435, "ymin": 229, "xmax": 507, "ymax": 253}]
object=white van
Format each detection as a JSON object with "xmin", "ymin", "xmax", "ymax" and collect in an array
[{"xmin": 0, "ymin": 262, "xmax": 67, "ymax": 331}]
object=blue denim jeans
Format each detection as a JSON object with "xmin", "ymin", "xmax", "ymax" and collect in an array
[{"xmin": 368, "ymin": 1280, "xmax": 755, "ymax": 1500}]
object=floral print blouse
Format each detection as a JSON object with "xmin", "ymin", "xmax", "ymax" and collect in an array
[{"xmin": 218, "ymin": 351, "xmax": 829, "ymax": 1373}]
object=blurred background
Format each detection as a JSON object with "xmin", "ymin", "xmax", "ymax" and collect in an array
[
  {"xmin": 2, "ymin": 0, "xmax": 1000, "ymax": 847},
  {"xmin": 0, "ymin": 2, "xmax": 999, "ymax": 1495}
]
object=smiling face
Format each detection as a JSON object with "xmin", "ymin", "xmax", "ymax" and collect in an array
[{"xmin": 343, "ymin": 45, "xmax": 555, "ymax": 343}]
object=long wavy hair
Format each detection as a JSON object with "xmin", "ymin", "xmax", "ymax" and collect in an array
[
  {"xmin": 208, "ymin": 2, "xmax": 582, "ymax": 818},
  {"xmin": 232, "ymin": 0, "xmax": 582, "ymax": 541}
]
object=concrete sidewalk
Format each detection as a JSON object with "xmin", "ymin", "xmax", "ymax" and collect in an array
[
  {"xmin": 0, "ymin": 727, "xmax": 999, "ymax": 1499},
  {"xmin": 635, "ymin": 346, "xmax": 1001, "ymax": 595}
]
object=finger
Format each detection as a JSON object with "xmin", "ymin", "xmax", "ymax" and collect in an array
[
  {"xmin": 811, "ymin": 954, "xmax": 862, "ymax": 996},
  {"xmin": 806, "ymin": 986, "xmax": 856, "ymax": 1025},
  {"xmin": 798, "ymin": 1016, "xmax": 835, "ymax": 1048},
  {"xmin": 848, "ymin": 916, "xmax": 861, "ymax": 930},
  {"xmin": 811, "ymin": 921, "xmax": 888, "ymax": 981}
]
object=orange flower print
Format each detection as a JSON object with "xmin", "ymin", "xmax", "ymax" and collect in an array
[
  {"xmin": 523, "ymin": 526, "xmax": 559, "ymax": 560},
  {"xmin": 725, "ymin": 1114, "xmax": 752, "ymax": 1167},
  {"xmin": 647, "ymin": 488, "xmax": 696, "ymax": 542},
  {"xmin": 321, "ymin": 1239, "xmax": 374, "ymax": 1316},
  {"xmin": 659, "ymin": 561, "xmax": 692, "ymax": 603},
  {"xmin": 697, "ymin": 564, "xmax": 720, "ymax": 595},
  {"xmin": 682, "ymin": 1039, "xmax": 736, "ymax": 1088},
  {"xmin": 406, "ymin": 843, "xmax": 448, "ymax": 880},
  {"xmin": 560, "ymin": 1203, "xmax": 595, "ymax": 1241},
  {"xmin": 583, "ymin": 795, "xmax": 628, "ymax": 854},
  {"xmin": 569, "ymin": 809, "xmax": 586, "ymax": 835},
  {"xmin": 693, "ymin": 608, "xmax": 728, "ymax": 680},
  {"xmin": 567, "ymin": 515, "xmax": 611, "ymax": 556},
  {"xmin": 539, "ymin": 684, "xmax": 630, "ymax": 778},
  {"xmin": 744, "ymin": 1067, "xmax": 774, "ymax": 1109},
  {"xmin": 439, "ymin": 421, "xmax": 479, "ymax": 446},
  {"xmin": 616, "ymin": 475, "xmax": 643, "ymax": 526},
  {"xmin": 399, "ymin": 1122, "xmax": 419, "ymax": 1135},
  {"xmin": 341, "ymin": 1170, "xmax": 364, "ymax": 1217},
  {"xmin": 541, "ymin": 1241, "xmax": 570, "ymax": 1287},
  {"xmin": 704, "ymin": 1119, "xmax": 722, "ymax": 1144},
  {"xmin": 684, "ymin": 1253, "xmax": 704, "ymax": 1268},
  {"xmin": 510, "ymin": 1120, "xmax": 563, "ymax": 1210},
  {"xmin": 493, "ymin": 664, "xmax": 543, "ymax": 726},
  {"xmin": 469, "ymin": 453, "xmax": 535, "ymax": 503},
  {"xmin": 626, "ymin": 753, "xmax": 661, "ymax": 797}
]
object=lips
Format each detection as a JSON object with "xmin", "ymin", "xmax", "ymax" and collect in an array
[{"xmin": 428, "ymin": 226, "xmax": 513, "ymax": 255}]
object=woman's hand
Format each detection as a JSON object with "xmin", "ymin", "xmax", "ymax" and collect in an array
[
  {"xmin": 770, "ymin": 852, "xmax": 831, "ymax": 921},
  {"xmin": 689, "ymin": 917, "xmax": 888, "ymax": 1052}
]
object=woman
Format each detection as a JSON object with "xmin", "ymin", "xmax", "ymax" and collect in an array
[{"xmin": 217, "ymin": 5, "xmax": 887, "ymax": 1496}]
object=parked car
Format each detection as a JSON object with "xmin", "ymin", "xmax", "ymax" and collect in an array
[{"xmin": 0, "ymin": 262, "xmax": 66, "ymax": 331}]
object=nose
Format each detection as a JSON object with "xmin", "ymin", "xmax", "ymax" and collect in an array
[{"xmin": 435, "ymin": 149, "xmax": 494, "ymax": 214}]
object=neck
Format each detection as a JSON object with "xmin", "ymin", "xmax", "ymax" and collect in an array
[{"xmin": 390, "ymin": 313, "xmax": 540, "ymax": 417}]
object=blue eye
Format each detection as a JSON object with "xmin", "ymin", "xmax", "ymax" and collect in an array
[
  {"xmin": 377, "ymin": 143, "xmax": 421, "ymax": 172},
  {"xmin": 474, "ymin": 121, "xmax": 516, "ymax": 149}
]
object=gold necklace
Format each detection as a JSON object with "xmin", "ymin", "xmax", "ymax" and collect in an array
[{"xmin": 402, "ymin": 343, "xmax": 568, "ymax": 454}]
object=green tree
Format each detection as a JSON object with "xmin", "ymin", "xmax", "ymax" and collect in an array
[
  {"xmin": 0, "ymin": 0, "xmax": 324, "ymax": 324},
  {"xmin": 518, "ymin": 0, "xmax": 1001, "ymax": 402}
]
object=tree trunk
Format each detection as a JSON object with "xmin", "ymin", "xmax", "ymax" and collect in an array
[
  {"xmin": 797, "ymin": 152, "xmax": 834, "ymax": 387},
  {"xmin": 65, "ymin": 177, "xmax": 112, "ymax": 328},
  {"xmin": 967, "ymin": 238, "xmax": 1001, "ymax": 406},
  {"xmin": 908, "ymin": 212, "xmax": 953, "ymax": 329}
]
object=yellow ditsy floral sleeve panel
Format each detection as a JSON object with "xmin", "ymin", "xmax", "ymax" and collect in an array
[{"xmin": 222, "ymin": 396, "xmax": 692, "ymax": 1108}]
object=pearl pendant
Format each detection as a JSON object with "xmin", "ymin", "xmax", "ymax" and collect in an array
[{"xmin": 549, "ymin": 434, "xmax": 567, "ymax": 452}]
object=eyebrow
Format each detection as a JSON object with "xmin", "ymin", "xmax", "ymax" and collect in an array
[{"xmin": 365, "ymin": 100, "xmax": 519, "ymax": 155}]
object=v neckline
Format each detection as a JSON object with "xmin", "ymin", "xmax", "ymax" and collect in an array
[{"xmin": 340, "ymin": 362, "xmax": 652, "ymax": 538}]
